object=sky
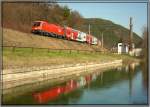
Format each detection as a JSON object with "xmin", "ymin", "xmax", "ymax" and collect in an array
[{"xmin": 59, "ymin": 2, "xmax": 147, "ymax": 37}]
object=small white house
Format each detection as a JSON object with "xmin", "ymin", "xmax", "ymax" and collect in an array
[{"xmin": 118, "ymin": 43, "xmax": 129, "ymax": 54}]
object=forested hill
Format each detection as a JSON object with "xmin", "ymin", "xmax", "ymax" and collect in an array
[
  {"xmin": 2, "ymin": 2, "xmax": 142, "ymax": 49},
  {"xmin": 80, "ymin": 18, "xmax": 142, "ymax": 49}
]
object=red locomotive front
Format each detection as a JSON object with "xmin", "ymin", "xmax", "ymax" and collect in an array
[
  {"xmin": 31, "ymin": 21, "xmax": 45, "ymax": 34},
  {"xmin": 31, "ymin": 21, "xmax": 65, "ymax": 38}
]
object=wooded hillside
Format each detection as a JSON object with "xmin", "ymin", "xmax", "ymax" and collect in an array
[{"xmin": 2, "ymin": 2, "xmax": 142, "ymax": 49}]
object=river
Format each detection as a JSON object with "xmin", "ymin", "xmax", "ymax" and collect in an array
[{"xmin": 2, "ymin": 63, "xmax": 148, "ymax": 105}]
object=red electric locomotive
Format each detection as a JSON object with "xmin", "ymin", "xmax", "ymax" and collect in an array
[{"xmin": 31, "ymin": 21, "xmax": 65, "ymax": 38}]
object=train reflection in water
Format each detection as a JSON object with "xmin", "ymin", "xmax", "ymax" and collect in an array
[
  {"xmin": 33, "ymin": 71, "xmax": 100, "ymax": 104},
  {"xmin": 32, "ymin": 63, "xmax": 141, "ymax": 104}
]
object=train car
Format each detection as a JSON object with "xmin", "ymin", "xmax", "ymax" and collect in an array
[
  {"xmin": 86, "ymin": 34, "xmax": 93, "ymax": 44},
  {"xmin": 91, "ymin": 36, "xmax": 98, "ymax": 45},
  {"xmin": 31, "ymin": 21, "xmax": 65, "ymax": 38},
  {"xmin": 65, "ymin": 27, "xmax": 78, "ymax": 41},
  {"xmin": 71, "ymin": 29, "xmax": 79, "ymax": 41},
  {"xmin": 76, "ymin": 31, "xmax": 87, "ymax": 42},
  {"xmin": 65, "ymin": 27, "xmax": 72, "ymax": 40}
]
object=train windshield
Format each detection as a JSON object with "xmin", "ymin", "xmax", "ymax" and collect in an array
[{"xmin": 33, "ymin": 22, "xmax": 41, "ymax": 27}]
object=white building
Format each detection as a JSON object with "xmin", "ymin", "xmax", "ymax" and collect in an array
[{"xmin": 118, "ymin": 43, "xmax": 129, "ymax": 54}]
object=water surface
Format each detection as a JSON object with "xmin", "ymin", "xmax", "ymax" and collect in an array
[{"xmin": 3, "ymin": 63, "xmax": 148, "ymax": 105}]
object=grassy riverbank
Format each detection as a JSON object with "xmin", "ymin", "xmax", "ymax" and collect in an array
[{"xmin": 3, "ymin": 47, "xmax": 140, "ymax": 69}]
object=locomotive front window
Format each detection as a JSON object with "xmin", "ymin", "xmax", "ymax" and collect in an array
[{"xmin": 33, "ymin": 22, "xmax": 41, "ymax": 27}]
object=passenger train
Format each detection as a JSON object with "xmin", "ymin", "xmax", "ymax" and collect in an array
[{"xmin": 31, "ymin": 21, "xmax": 98, "ymax": 45}]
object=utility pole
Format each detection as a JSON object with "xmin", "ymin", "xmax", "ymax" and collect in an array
[{"xmin": 129, "ymin": 17, "xmax": 133, "ymax": 51}]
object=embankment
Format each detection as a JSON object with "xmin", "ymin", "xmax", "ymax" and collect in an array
[
  {"xmin": 3, "ymin": 28, "xmax": 104, "ymax": 69},
  {"xmin": 2, "ymin": 60, "xmax": 122, "ymax": 91},
  {"xmin": 3, "ymin": 28, "xmax": 139, "ymax": 69},
  {"xmin": 3, "ymin": 28, "xmax": 102, "ymax": 51}
]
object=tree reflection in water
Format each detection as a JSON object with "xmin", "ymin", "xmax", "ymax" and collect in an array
[{"xmin": 141, "ymin": 61, "xmax": 148, "ymax": 95}]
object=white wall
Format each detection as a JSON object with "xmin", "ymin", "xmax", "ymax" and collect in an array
[
  {"xmin": 118, "ymin": 43, "xmax": 129, "ymax": 54},
  {"xmin": 118, "ymin": 43, "xmax": 122, "ymax": 54}
]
